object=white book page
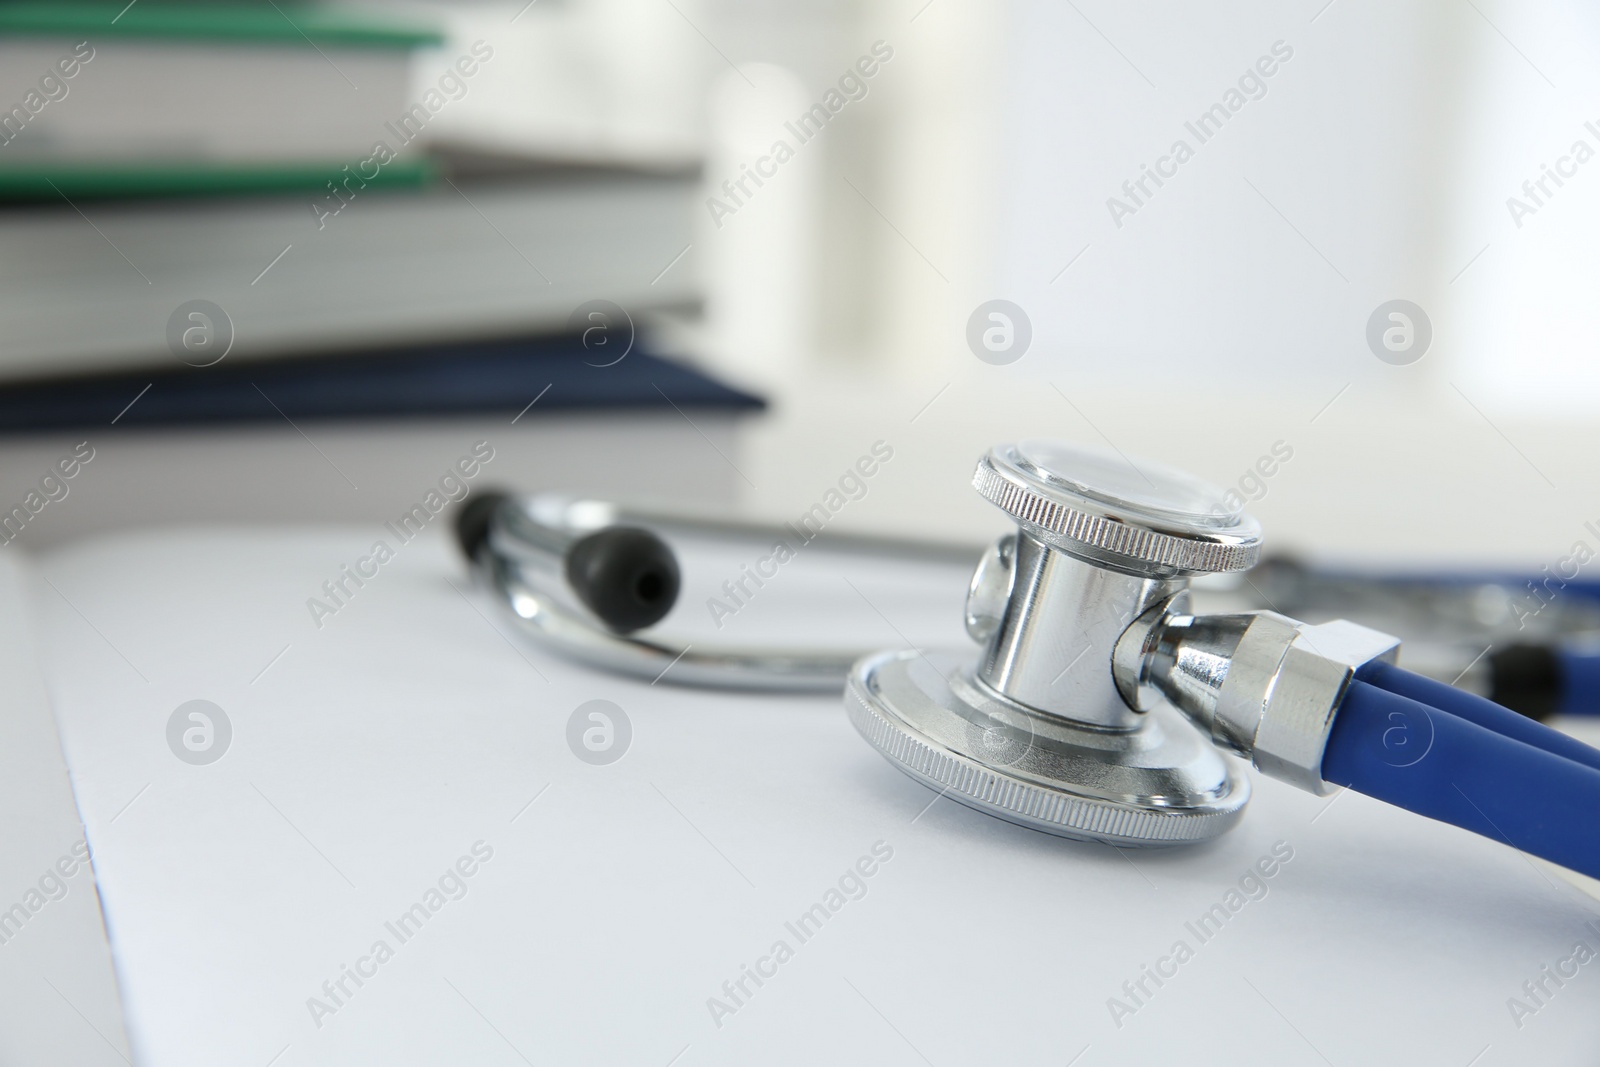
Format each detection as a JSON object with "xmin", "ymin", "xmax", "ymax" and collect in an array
[{"xmin": 32, "ymin": 526, "xmax": 1600, "ymax": 1066}]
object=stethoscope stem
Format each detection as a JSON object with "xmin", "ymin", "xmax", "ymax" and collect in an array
[{"xmin": 471, "ymin": 505, "xmax": 861, "ymax": 691}]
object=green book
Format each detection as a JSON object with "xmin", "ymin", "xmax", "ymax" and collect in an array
[
  {"xmin": 0, "ymin": 159, "xmax": 436, "ymax": 202},
  {"xmin": 0, "ymin": 2, "xmax": 451, "ymax": 200},
  {"xmin": 0, "ymin": 2, "xmax": 441, "ymax": 48}
]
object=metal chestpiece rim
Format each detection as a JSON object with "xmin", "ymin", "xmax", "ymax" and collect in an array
[
  {"xmin": 846, "ymin": 650, "xmax": 1251, "ymax": 846},
  {"xmin": 973, "ymin": 443, "xmax": 1262, "ymax": 576}
]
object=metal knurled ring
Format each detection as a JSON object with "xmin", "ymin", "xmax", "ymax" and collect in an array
[
  {"xmin": 844, "ymin": 677, "xmax": 1244, "ymax": 844},
  {"xmin": 972, "ymin": 458, "xmax": 1260, "ymax": 574}
]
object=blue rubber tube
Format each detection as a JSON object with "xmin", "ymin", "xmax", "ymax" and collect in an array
[
  {"xmin": 1558, "ymin": 649, "xmax": 1600, "ymax": 717},
  {"xmin": 1358, "ymin": 660, "xmax": 1600, "ymax": 774},
  {"xmin": 1323, "ymin": 681, "xmax": 1600, "ymax": 879}
]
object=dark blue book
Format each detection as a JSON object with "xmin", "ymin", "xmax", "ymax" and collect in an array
[{"xmin": 0, "ymin": 334, "xmax": 764, "ymax": 433}]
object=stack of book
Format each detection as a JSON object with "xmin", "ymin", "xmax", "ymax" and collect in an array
[
  {"xmin": 0, "ymin": 1, "xmax": 706, "ymax": 374},
  {"xmin": 0, "ymin": 2, "xmax": 746, "ymax": 547}
]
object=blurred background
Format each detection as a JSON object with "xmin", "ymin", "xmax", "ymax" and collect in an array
[
  {"xmin": 0, "ymin": 0, "xmax": 1597, "ymax": 568},
  {"xmin": 9, "ymin": 7, "xmax": 1600, "ymax": 1061}
]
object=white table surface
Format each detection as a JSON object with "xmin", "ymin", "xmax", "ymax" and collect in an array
[{"xmin": 24, "ymin": 524, "xmax": 1600, "ymax": 1066}]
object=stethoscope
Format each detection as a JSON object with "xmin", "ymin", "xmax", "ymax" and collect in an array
[{"xmin": 458, "ymin": 440, "xmax": 1600, "ymax": 880}]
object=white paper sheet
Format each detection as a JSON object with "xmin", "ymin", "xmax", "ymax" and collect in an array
[
  {"xmin": 0, "ymin": 553, "xmax": 129, "ymax": 1064},
  {"xmin": 28, "ymin": 526, "xmax": 1600, "ymax": 1066}
]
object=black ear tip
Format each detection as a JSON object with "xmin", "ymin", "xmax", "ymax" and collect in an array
[
  {"xmin": 456, "ymin": 491, "xmax": 511, "ymax": 562},
  {"xmin": 565, "ymin": 526, "xmax": 681, "ymax": 633},
  {"xmin": 1488, "ymin": 643, "xmax": 1562, "ymax": 721}
]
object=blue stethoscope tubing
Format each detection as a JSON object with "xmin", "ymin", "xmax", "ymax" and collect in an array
[
  {"xmin": 1265, "ymin": 563, "xmax": 1600, "ymax": 718},
  {"xmin": 1414, "ymin": 571, "xmax": 1600, "ymax": 716},
  {"xmin": 1560, "ymin": 649, "xmax": 1600, "ymax": 716},
  {"xmin": 1325, "ymin": 662, "xmax": 1600, "ymax": 880}
]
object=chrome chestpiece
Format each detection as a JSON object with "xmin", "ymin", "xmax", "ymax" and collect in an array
[{"xmin": 845, "ymin": 440, "xmax": 1399, "ymax": 846}]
